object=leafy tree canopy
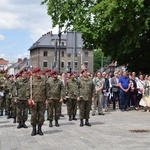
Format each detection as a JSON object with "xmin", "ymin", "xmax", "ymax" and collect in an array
[{"xmin": 42, "ymin": 0, "xmax": 150, "ymax": 73}]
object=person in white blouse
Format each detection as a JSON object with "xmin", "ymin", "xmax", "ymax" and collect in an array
[{"xmin": 136, "ymin": 74, "xmax": 145, "ymax": 108}]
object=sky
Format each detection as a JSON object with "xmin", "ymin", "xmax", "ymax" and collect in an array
[{"xmin": 0, "ymin": 0, "xmax": 58, "ymax": 62}]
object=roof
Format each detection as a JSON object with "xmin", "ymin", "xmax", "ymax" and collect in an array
[
  {"xmin": 0, "ymin": 59, "xmax": 9, "ymax": 65},
  {"xmin": 29, "ymin": 32, "xmax": 67, "ymax": 51}
]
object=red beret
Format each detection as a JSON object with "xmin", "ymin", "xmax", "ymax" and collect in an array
[
  {"xmin": 32, "ymin": 67, "xmax": 41, "ymax": 73},
  {"xmin": 42, "ymin": 71, "xmax": 46, "ymax": 75},
  {"xmin": 70, "ymin": 72, "xmax": 74, "ymax": 76},
  {"xmin": 50, "ymin": 70, "xmax": 57, "ymax": 75},
  {"xmin": 15, "ymin": 73, "xmax": 21, "ymax": 78},
  {"xmin": 81, "ymin": 69, "xmax": 87, "ymax": 74},
  {"xmin": 27, "ymin": 71, "xmax": 32, "ymax": 76},
  {"xmin": 45, "ymin": 68, "xmax": 51, "ymax": 73},
  {"xmin": 8, "ymin": 74, "xmax": 14, "ymax": 78},
  {"xmin": 1, "ymin": 70, "xmax": 6, "ymax": 74}
]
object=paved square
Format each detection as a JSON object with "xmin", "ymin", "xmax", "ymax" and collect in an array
[{"xmin": 0, "ymin": 105, "xmax": 150, "ymax": 150}]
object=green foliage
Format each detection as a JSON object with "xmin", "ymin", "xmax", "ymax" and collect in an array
[
  {"xmin": 42, "ymin": 0, "xmax": 150, "ymax": 73},
  {"xmin": 94, "ymin": 49, "xmax": 103, "ymax": 72},
  {"xmin": 94, "ymin": 49, "xmax": 110, "ymax": 72}
]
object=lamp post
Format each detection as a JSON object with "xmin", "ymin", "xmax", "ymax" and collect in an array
[
  {"xmin": 79, "ymin": 45, "xmax": 83, "ymax": 71},
  {"xmin": 58, "ymin": 29, "xmax": 61, "ymax": 73}
]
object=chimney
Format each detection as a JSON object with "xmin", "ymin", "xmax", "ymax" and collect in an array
[
  {"xmin": 18, "ymin": 58, "xmax": 22, "ymax": 63},
  {"xmin": 50, "ymin": 31, "xmax": 53, "ymax": 36}
]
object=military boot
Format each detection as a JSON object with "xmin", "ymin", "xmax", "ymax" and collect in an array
[
  {"xmin": 72, "ymin": 114, "xmax": 77, "ymax": 120},
  {"xmin": 31, "ymin": 125, "xmax": 36, "ymax": 136},
  {"xmin": 80, "ymin": 119, "xmax": 84, "ymax": 127},
  {"xmin": 85, "ymin": 119, "xmax": 91, "ymax": 126},
  {"xmin": 38, "ymin": 125, "xmax": 43, "ymax": 136},
  {"xmin": 49, "ymin": 120, "xmax": 53, "ymax": 127},
  {"xmin": 7, "ymin": 111, "xmax": 10, "ymax": 119},
  {"xmin": 69, "ymin": 116, "xmax": 72, "ymax": 121},
  {"xmin": 0, "ymin": 110, "xmax": 3, "ymax": 116},
  {"xmin": 17, "ymin": 122, "xmax": 22, "ymax": 129},
  {"xmin": 22, "ymin": 121, "xmax": 28, "ymax": 128},
  {"xmin": 13, "ymin": 117, "xmax": 16, "ymax": 123},
  {"xmin": 55, "ymin": 120, "xmax": 60, "ymax": 127}
]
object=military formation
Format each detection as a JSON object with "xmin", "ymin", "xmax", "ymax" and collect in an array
[{"xmin": 0, "ymin": 68, "xmax": 96, "ymax": 136}]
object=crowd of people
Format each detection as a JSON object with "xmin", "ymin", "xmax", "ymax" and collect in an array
[{"xmin": 0, "ymin": 68, "xmax": 149, "ymax": 136}]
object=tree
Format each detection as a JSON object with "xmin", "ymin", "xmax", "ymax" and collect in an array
[
  {"xmin": 42, "ymin": 0, "xmax": 150, "ymax": 73},
  {"xmin": 94, "ymin": 49, "xmax": 103, "ymax": 72},
  {"xmin": 94, "ymin": 49, "xmax": 110, "ymax": 72}
]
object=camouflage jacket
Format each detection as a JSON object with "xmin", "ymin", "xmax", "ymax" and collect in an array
[
  {"xmin": 0, "ymin": 77, "xmax": 6, "ymax": 92},
  {"xmin": 78, "ymin": 77, "xmax": 95, "ymax": 101},
  {"xmin": 14, "ymin": 78, "xmax": 30, "ymax": 100},
  {"xmin": 46, "ymin": 78, "xmax": 65, "ymax": 100},
  {"xmin": 4, "ymin": 80, "xmax": 14, "ymax": 98},
  {"xmin": 65, "ymin": 78, "xmax": 79, "ymax": 99},
  {"xmin": 32, "ymin": 77, "xmax": 47, "ymax": 102}
]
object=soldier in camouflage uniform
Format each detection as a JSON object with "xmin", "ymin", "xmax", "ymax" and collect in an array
[
  {"xmin": 4, "ymin": 75, "xmax": 14, "ymax": 119},
  {"xmin": 46, "ymin": 70, "xmax": 64, "ymax": 127},
  {"xmin": 12, "ymin": 73, "xmax": 21, "ymax": 123},
  {"xmin": 65, "ymin": 72, "xmax": 79, "ymax": 121},
  {"xmin": 0, "ymin": 72, "xmax": 6, "ymax": 116},
  {"xmin": 30, "ymin": 68, "xmax": 47, "ymax": 136},
  {"xmin": 44, "ymin": 69, "xmax": 51, "ymax": 121},
  {"xmin": 77, "ymin": 69, "xmax": 95, "ymax": 127},
  {"xmin": 14, "ymin": 70, "xmax": 30, "ymax": 129}
]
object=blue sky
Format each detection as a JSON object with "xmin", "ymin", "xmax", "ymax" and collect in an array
[{"xmin": 0, "ymin": 0, "xmax": 58, "ymax": 62}]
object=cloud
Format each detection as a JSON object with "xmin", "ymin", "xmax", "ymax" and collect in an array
[
  {"xmin": 0, "ymin": 53, "xmax": 5, "ymax": 58},
  {"xmin": 0, "ymin": 35, "xmax": 5, "ymax": 40},
  {"xmin": 0, "ymin": 0, "xmax": 58, "ymax": 41}
]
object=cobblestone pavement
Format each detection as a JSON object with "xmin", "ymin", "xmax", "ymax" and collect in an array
[{"xmin": 0, "ymin": 105, "xmax": 150, "ymax": 150}]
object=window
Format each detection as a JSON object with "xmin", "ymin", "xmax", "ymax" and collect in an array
[
  {"xmin": 43, "ymin": 61, "xmax": 48, "ymax": 67},
  {"xmin": 61, "ymin": 62, "xmax": 64, "ymax": 68},
  {"xmin": 43, "ymin": 51, "xmax": 48, "ymax": 57},
  {"xmin": 67, "ymin": 54, "xmax": 71, "ymax": 57},
  {"xmin": 84, "ymin": 51, "xmax": 88, "ymax": 57},
  {"xmin": 61, "ymin": 42, "xmax": 64, "ymax": 46},
  {"xmin": 68, "ymin": 62, "xmax": 71, "ymax": 67},
  {"xmin": 61, "ymin": 51, "xmax": 64, "ymax": 57},
  {"xmin": 75, "ymin": 62, "xmax": 78, "ymax": 68},
  {"xmin": 84, "ymin": 62, "xmax": 88, "ymax": 68}
]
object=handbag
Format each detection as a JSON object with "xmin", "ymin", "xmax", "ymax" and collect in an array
[
  {"xmin": 139, "ymin": 98, "xmax": 146, "ymax": 107},
  {"xmin": 142, "ymin": 96, "xmax": 150, "ymax": 107}
]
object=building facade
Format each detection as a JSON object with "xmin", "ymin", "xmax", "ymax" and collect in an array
[
  {"xmin": 0, "ymin": 58, "xmax": 9, "ymax": 70},
  {"xmin": 29, "ymin": 32, "xmax": 93, "ymax": 73}
]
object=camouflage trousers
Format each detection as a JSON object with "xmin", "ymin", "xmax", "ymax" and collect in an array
[
  {"xmin": 12, "ymin": 99, "xmax": 17, "ymax": 117},
  {"xmin": 92, "ymin": 91, "xmax": 103, "ymax": 114},
  {"xmin": 46, "ymin": 103, "xmax": 49, "ymax": 119},
  {"xmin": 17, "ymin": 100, "xmax": 28, "ymax": 122},
  {"xmin": 31, "ymin": 101, "xmax": 45, "ymax": 126},
  {"xmin": 79, "ymin": 100, "xmax": 91, "ymax": 119},
  {"xmin": 5, "ymin": 97, "xmax": 12, "ymax": 112},
  {"xmin": 48, "ymin": 100, "xmax": 61, "ymax": 121},
  {"xmin": 0, "ymin": 96, "xmax": 5, "ymax": 111},
  {"xmin": 66, "ymin": 99, "xmax": 77, "ymax": 116}
]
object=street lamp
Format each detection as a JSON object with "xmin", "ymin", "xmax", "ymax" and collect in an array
[
  {"xmin": 79, "ymin": 45, "xmax": 83, "ymax": 65},
  {"xmin": 58, "ymin": 29, "xmax": 61, "ymax": 73}
]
